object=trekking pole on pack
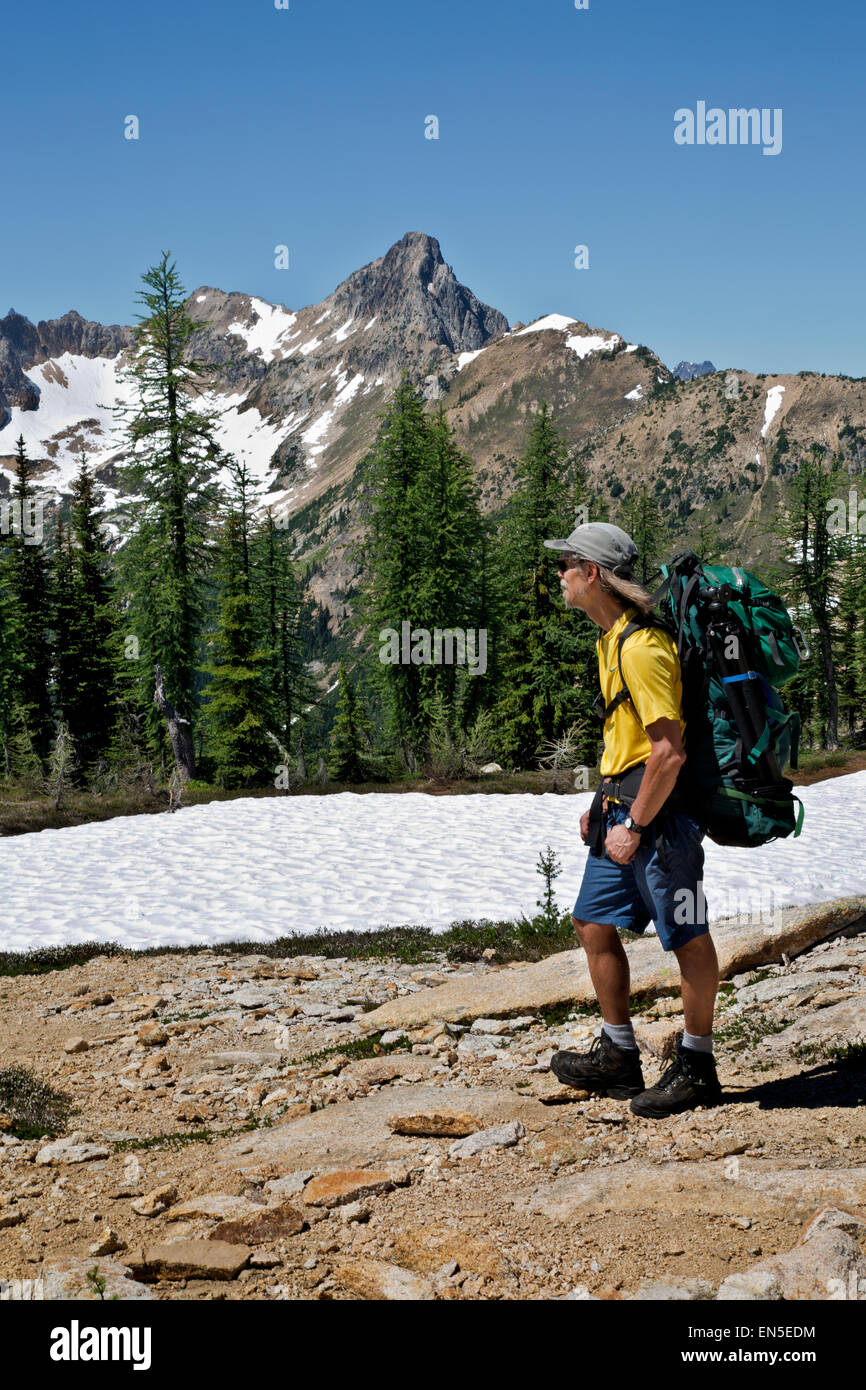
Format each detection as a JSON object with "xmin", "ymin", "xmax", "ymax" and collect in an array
[{"xmin": 700, "ymin": 584, "xmax": 782, "ymax": 787}]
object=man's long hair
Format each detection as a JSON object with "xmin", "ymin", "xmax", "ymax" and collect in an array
[{"xmin": 578, "ymin": 559, "xmax": 656, "ymax": 618}]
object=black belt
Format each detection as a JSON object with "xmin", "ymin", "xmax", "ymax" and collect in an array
[{"xmin": 587, "ymin": 763, "xmax": 688, "ymax": 870}]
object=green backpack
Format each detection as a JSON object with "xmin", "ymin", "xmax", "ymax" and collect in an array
[{"xmin": 650, "ymin": 552, "xmax": 808, "ymax": 847}]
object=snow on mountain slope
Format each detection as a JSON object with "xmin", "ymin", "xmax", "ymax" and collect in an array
[
  {"xmin": 0, "ymin": 345, "xmax": 365, "ymax": 509},
  {"xmin": 515, "ymin": 314, "xmax": 578, "ymax": 335},
  {"xmin": 515, "ymin": 314, "xmax": 622, "ymax": 360},
  {"xmin": 0, "ymin": 352, "xmax": 133, "ymax": 488},
  {"xmin": 0, "ymin": 352, "xmax": 306, "ymax": 502},
  {"xmin": 0, "ymin": 233, "xmax": 510, "ymax": 512},
  {"xmin": 761, "ymin": 384, "xmax": 786, "ymax": 438},
  {"xmin": 225, "ymin": 296, "xmax": 299, "ymax": 362},
  {"xmin": 1, "ymin": 772, "xmax": 861, "ymax": 951}
]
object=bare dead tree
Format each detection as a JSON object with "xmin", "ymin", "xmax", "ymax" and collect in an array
[
  {"xmin": 266, "ymin": 729, "xmax": 293, "ymax": 794},
  {"xmin": 296, "ymin": 732, "xmax": 308, "ymax": 784},
  {"xmin": 167, "ymin": 767, "xmax": 183, "ymax": 812},
  {"xmin": 537, "ymin": 720, "xmax": 591, "ymax": 793},
  {"xmin": 47, "ymin": 721, "xmax": 76, "ymax": 811},
  {"xmin": 153, "ymin": 664, "xmax": 196, "ymax": 784}
]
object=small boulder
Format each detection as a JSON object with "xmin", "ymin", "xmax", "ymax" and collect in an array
[
  {"xmin": 633, "ymin": 1019, "xmax": 681, "ymax": 1060},
  {"xmin": 303, "ymin": 1169, "xmax": 395, "ymax": 1209},
  {"xmin": 449, "ymin": 1120, "xmax": 525, "ymax": 1160},
  {"xmin": 36, "ymin": 1140, "xmax": 109, "ymax": 1166},
  {"xmin": 126, "ymin": 1239, "xmax": 251, "ymax": 1282},
  {"xmin": 334, "ymin": 1258, "xmax": 435, "ymax": 1300},
  {"xmin": 137, "ymin": 1022, "xmax": 169, "ymax": 1047},
  {"xmin": 89, "ymin": 1226, "xmax": 125, "ymax": 1256},
  {"xmin": 387, "ymin": 1110, "xmax": 480, "ymax": 1139},
  {"xmin": 131, "ymin": 1183, "xmax": 178, "ymax": 1218},
  {"xmin": 40, "ymin": 1255, "xmax": 153, "ymax": 1301},
  {"xmin": 263, "ymin": 1170, "xmax": 315, "ymax": 1198},
  {"xmin": 210, "ymin": 1201, "xmax": 306, "ymax": 1245},
  {"xmin": 717, "ymin": 1229, "xmax": 866, "ymax": 1301}
]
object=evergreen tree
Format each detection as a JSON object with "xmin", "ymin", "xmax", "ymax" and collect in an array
[
  {"xmin": 411, "ymin": 406, "xmax": 486, "ymax": 742},
  {"xmin": 0, "ymin": 538, "xmax": 23, "ymax": 779},
  {"xmin": 619, "ymin": 484, "xmax": 667, "ymax": 583},
  {"xmin": 256, "ymin": 509, "xmax": 318, "ymax": 757},
  {"xmin": 53, "ymin": 459, "xmax": 118, "ymax": 775},
  {"xmin": 489, "ymin": 403, "xmax": 597, "ymax": 768},
  {"xmin": 6, "ymin": 701, "xmax": 44, "ymax": 788},
  {"xmin": 200, "ymin": 464, "xmax": 272, "ymax": 789},
  {"xmin": 327, "ymin": 659, "xmax": 374, "ymax": 782},
  {"xmin": 5, "ymin": 436, "xmax": 52, "ymax": 761},
  {"xmin": 113, "ymin": 252, "xmax": 224, "ymax": 765},
  {"xmin": 52, "ymin": 515, "xmax": 77, "ymax": 744},
  {"xmin": 834, "ymin": 533, "xmax": 866, "ymax": 737},
  {"xmin": 778, "ymin": 444, "xmax": 842, "ymax": 749},
  {"xmin": 457, "ymin": 513, "xmax": 506, "ymax": 738},
  {"xmin": 347, "ymin": 374, "xmax": 432, "ymax": 769},
  {"xmin": 46, "ymin": 721, "xmax": 77, "ymax": 811}
]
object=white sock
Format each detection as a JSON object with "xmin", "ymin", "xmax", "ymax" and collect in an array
[
  {"xmin": 682, "ymin": 1029, "xmax": 713, "ymax": 1055},
  {"xmin": 602, "ymin": 1020, "xmax": 637, "ymax": 1051}
]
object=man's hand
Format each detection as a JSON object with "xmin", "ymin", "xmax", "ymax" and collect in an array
[{"xmin": 605, "ymin": 824, "xmax": 641, "ymax": 865}]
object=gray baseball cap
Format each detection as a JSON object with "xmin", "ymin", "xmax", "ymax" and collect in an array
[{"xmin": 542, "ymin": 522, "xmax": 638, "ymax": 576}]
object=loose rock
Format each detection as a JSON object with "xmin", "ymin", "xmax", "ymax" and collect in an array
[
  {"xmin": 387, "ymin": 1110, "xmax": 480, "ymax": 1139},
  {"xmin": 303, "ymin": 1169, "xmax": 395, "ymax": 1208},
  {"xmin": 449, "ymin": 1120, "xmax": 525, "ymax": 1160},
  {"xmin": 127, "ymin": 1239, "xmax": 252, "ymax": 1282},
  {"xmin": 131, "ymin": 1184, "xmax": 178, "ymax": 1217},
  {"xmin": 137, "ymin": 1022, "xmax": 169, "ymax": 1047}
]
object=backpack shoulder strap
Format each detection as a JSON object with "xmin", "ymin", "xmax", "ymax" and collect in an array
[
  {"xmin": 603, "ymin": 609, "xmax": 680, "ymax": 722},
  {"xmin": 601, "ymin": 618, "xmax": 646, "ymax": 721}
]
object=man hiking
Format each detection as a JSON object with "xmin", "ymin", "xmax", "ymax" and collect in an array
[{"xmin": 543, "ymin": 522, "xmax": 723, "ymax": 1117}]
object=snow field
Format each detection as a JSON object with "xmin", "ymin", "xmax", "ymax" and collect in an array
[{"xmin": 0, "ymin": 773, "xmax": 858, "ymax": 953}]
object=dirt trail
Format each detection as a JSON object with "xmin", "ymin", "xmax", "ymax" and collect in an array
[{"xmin": 1, "ymin": 904, "xmax": 865, "ymax": 1300}]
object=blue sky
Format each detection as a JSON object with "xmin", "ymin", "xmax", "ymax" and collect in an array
[{"xmin": 2, "ymin": 0, "xmax": 863, "ymax": 376}]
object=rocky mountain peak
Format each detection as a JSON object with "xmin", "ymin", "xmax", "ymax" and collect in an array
[
  {"xmin": 329, "ymin": 231, "xmax": 509, "ymax": 358},
  {"xmin": 0, "ymin": 308, "xmax": 134, "ymax": 429},
  {"xmin": 672, "ymin": 359, "xmax": 716, "ymax": 381}
]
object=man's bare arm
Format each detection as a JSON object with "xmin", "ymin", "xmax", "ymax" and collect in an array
[{"xmin": 627, "ymin": 716, "xmax": 686, "ymax": 826}]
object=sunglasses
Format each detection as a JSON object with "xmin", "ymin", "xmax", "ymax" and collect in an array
[{"xmin": 557, "ymin": 555, "xmax": 583, "ymax": 574}]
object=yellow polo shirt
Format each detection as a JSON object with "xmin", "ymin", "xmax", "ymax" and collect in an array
[{"xmin": 597, "ymin": 606, "xmax": 685, "ymax": 777}]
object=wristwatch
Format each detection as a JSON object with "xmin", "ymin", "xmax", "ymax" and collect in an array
[{"xmin": 622, "ymin": 814, "xmax": 647, "ymax": 835}]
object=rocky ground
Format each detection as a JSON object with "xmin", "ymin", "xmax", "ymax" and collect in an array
[{"xmin": 1, "ymin": 900, "xmax": 866, "ymax": 1302}]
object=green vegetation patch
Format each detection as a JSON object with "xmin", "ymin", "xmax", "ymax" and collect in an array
[
  {"xmin": 0, "ymin": 1064, "xmax": 73, "ymax": 1139},
  {"xmin": 290, "ymin": 1031, "xmax": 407, "ymax": 1069},
  {"xmin": 792, "ymin": 1040, "xmax": 866, "ymax": 1066},
  {"xmin": 0, "ymin": 912, "xmax": 585, "ymax": 980}
]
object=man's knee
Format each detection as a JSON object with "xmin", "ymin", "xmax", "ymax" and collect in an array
[{"xmin": 572, "ymin": 915, "xmax": 620, "ymax": 949}]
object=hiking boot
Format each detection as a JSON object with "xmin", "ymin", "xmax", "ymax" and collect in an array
[
  {"xmin": 629, "ymin": 1036, "xmax": 723, "ymax": 1118},
  {"xmin": 550, "ymin": 1030, "xmax": 645, "ymax": 1099}
]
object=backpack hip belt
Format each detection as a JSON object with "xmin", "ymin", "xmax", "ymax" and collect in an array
[{"xmin": 586, "ymin": 763, "xmax": 687, "ymax": 868}]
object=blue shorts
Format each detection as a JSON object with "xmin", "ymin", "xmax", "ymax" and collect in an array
[{"xmin": 573, "ymin": 801, "xmax": 709, "ymax": 953}]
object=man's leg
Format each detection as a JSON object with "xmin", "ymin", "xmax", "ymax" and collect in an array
[
  {"xmin": 674, "ymin": 931, "xmax": 719, "ymax": 1042},
  {"xmin": 549, "ymin": 917, "xmax": 645, "ymax": 1096},
  {"xmin": 552, "ymin": 826, "xmax": 649, "ymax": 1095},
  {"xmin": 628, "ymin": 816, "xmax": 724, "ymax": 1116},
  {"xmin": 572, "ymin": 916, "xmax": 631, "ymax": 1026},
  {"xmin": 630, "ymin": 930, "xmax": 723, "ymax": 1116}
]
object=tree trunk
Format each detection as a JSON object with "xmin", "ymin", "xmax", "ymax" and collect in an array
[
  {"xmin": 153, "ymin": 664, "xmax": 196, "ymax": 783},
  {"xmin": 814, "ymin": 625, "xmax": 839, "ymax": 750}
]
